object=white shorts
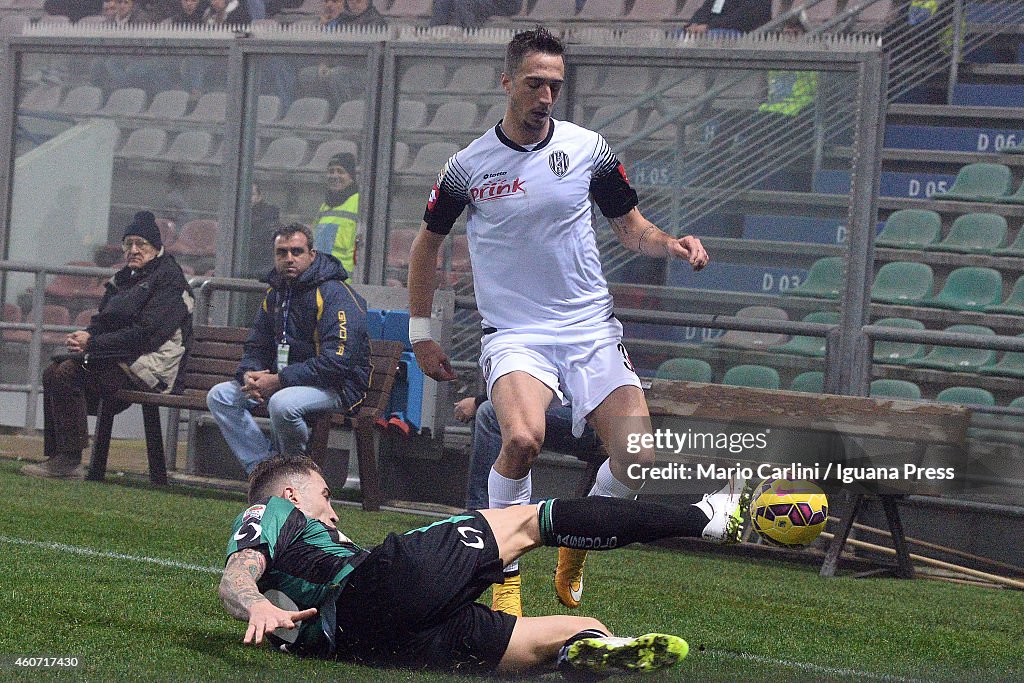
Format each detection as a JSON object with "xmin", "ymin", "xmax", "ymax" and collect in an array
[{"xmin": 480, "ymin": 320, "xmax": 641, "ymax": 437}]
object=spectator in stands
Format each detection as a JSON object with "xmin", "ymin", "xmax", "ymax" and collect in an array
[
  {"xmin": 313, "ymin": 153, "xmax": 359, "ymax": 277},
  {"xmin": 429, "ymin": 0, "xmax": 522, "ymax": 29},
  {"xmin": 684, "ymin": 0, "xmax": 771, "ymax": 36},
  {"xmin": 454, "ymin": 396, "xmax": 598, "ymax": 510},
  {"xmin": 341, "ymin": 0, "xmax": 385, "ymax": 25},
  {"xmin": 112, "ymin": 0, "xmax": 152, "ymax": 23},
  {"xmin": 100, "ymin": 0, "xmax": 118, "ymax": 21},
  {"xmin": 319, "ymin": 0, "xmax": 346, "ymax": 27},
  {"xmin": 169, "ymin": 0, "xmax": 207, "ymax": 24},
  {"xmin": 265, "ymin": 0, "xmax": 303, "ymax": 17},
  {"xmin": 246, "ymin": 182, "xmax": 282, "ymax": 278},
  {"xmin": 44, "ymin": 0, "xmax": 102, "ymax": 22},
  {"xmin": 206, "ymin": 224, "xmax": 370, "ymax": 474},
  {"xmin": 22, "ymin": 211, "xmax": 194, "ymax": 480},
  {"xmin": 137, "ymin": 0, "xmax": 185, "ymax": 21},
  {"xmin": 203, "ymin": 0, "xmax": 252, "ymax": 25}
]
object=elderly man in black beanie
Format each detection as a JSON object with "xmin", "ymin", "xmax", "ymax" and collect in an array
[
  {"xmin": 312, "ymin": 152, "xmax": 359, "ymax": 278},
  {"xmin": 23, "ymin": 211, "xmax": 195, "ymax": 479}
]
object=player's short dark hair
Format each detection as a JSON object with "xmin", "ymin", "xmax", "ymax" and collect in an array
[
  {"xmin": 247, "ymin": 455, "xmax": 323, "ymax": 503},
  {"xmin": 505, "ymin": 26, "xmax": 565, "ymax": 76},
  {"xmin": 272, "ymin": 223, "xmax": 314, "ymax": 250}
]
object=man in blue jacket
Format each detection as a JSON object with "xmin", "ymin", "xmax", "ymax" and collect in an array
[{"xmin": 207, "ymin": 223, "xmax": 370, "ymax": 474}]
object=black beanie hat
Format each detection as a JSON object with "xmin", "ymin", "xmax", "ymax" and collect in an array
[
  {"xmin": 123, "ymin": 210, "xmax": 162, "ymax": 250},
  {"xmin": 327, "ymin": 152, "xmax": 356, "ymax": 176}
]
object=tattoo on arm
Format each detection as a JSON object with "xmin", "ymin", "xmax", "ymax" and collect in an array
[
  {"xmin": 219, "ymin": 549, "xmax": 269, "ymax": 621},
  {"xmin": 609, "ymin": 215, "xmax": 662, "ymax": 256}
]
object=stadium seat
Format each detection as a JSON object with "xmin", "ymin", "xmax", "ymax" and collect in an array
[
  {"xmin": 789, "ymin": 371, "xmax": 824, "ymax": 394},
  {"xmin": 979, "ymin": 334, "xmax": 1024, "ymax": 379},
  {"xmin": 714, "ymin": 305, "xmax": 789, "ymax": 350},
  {"xmin": 7, "ymin": 305, "xmax": 71, "ymax": 345},
  {"xmin": 279, "ymin": 97, "xmax": 330, "ymax": 127},
  {"xmin": 936, "ymin": 386, "xmax": 996, "ymax": 407},
  {"xmin": 306, "ymin": 139, "xmax": 358, "ymax": 171},
  {"xmin": 326, "ymin": 99, "xmax": 365, "ymax": 131},
  {"xmin": 870, "ymin": 379, "xmax": 922, "ymax": 399},
  {"xmin": 870, "ymin": 261, "xmax": 933, "ymax": 304},
  {"xmin": 407, "ymin": 142, "xmax": 459, "ymax": 175},
  {"xmin": 58, "ymin": 85, "xmax": 103, "ymax": 114},
  {"xmin": 654, "ymin": 357, "xmax": 713, "ymax": 382},
  {"xmin": 641, "ymin": 110, "xmax": 680, "ymax": 141},
  {"xmin": 45, "ymin": 262, "xmax": 106, "ymax": 307},
  {"xmin": 397, "ymin": 99, "xmax": 428, "ymax": 130},
  {"xmin": 874, "ymin": 209, "xmax": 941, "ymax": 249},
  {"xmin": 655, "ymin": 70, "xmax": 705, "ymax": 100},
  {"xmin": 185, "ymin": 91, "xmax": 227, "ymax": 121},
  {"xmin": 398, "ymin": 62, "xmax": 449, "ymax": 93},
  {"xmin": 985, "ymin": 274, "xmax": 1024, "ymax": 315},
  {"xmin": 117, "ymin": 127, "xmax": 168, "ymax": 158},
  {"xmin": 930, "ymin": 213, "xmax": 1007, "ymax": 254},
  {"xmin": 479, "ymin": 102, "xmax": 506, "ymax": 127},
  {"xmin": 577, "ymin": 0, "xmax": 627, "ymax": 19},
  {"xmin": 1001, "ymin": 178, "xmax": 1024, "ymax": 205},
  {"xmin": 142, "ymin": 89, "xmax": 190, "ymax": 119},
  {"xmin": 256, "ymin": 136, "xmax": 309, "ymax": 169},
  {"xmin": 19, "ymin": 85, "xmax": 62, "ymax": 111},
  {"xmin": 601, "ymin": 67, "xmax": 653, "ymax": 96},
  {"xmin": 386, "ymin": 228, "xmax": 417, "ymax": 269},
  {"xmin": 993, "ymin": 226, "xmax": 1024, "ymax": 256},
  {"xmin": 721, "ymin": 364, "xmax": 780, "ymax": 389},
  {"xmin": 425, "ymin": 101, "xmax": 479, "ymax": 132},
  {"xmin": 446, "ymin": 64, "xmax": 497, "ymax": 93},
  {"xmin": 525, "ymin": 0, "xmax": 579, "ymax": 20},
  {"xmin": 588, "ymin": 104, "xmax": 638, "ymax": 137},
  {"xmin": 257, "ymin": 94, "xmax": 282, "ymax": 124},
  {"xmin": 167, "ymin": 219, "xmax": 218, "ymax": 257},
  {"xmin": 392, "ymin": 141, "xmax": 410, "ymax": 171},
  {"xmin": 165, "ymin": 130, "xmax": 213, "ymax": 162},
  {"xmin": 920, "ymin": 267, "xmax": 1002, "ymax": 311},
  {"xmin": 906, "ymin": 324, "xmax": 996, "ymax": 372},
  {"xmin": 931, "ymin": 163, "xmax": 1012, "ymax": 202},
  {"xmin": 872, "ymin": 317, "xmax": 927, "ymax": 364},
  {"xmin": 624, "ymin": 0, "xmax": 678, "ymax": 20},
  {"xmin": 98, "ymin": 88, "xmax": 147, "ymax": 116},
  {"xmin": 774, "ymin": 311, "xmax": 838, "ymax": 358},
  {"xmin": 73, "ymin": 308, "xmax": 99, "ymax": 328},
  {"xmin": 1, "ymin": 302, "xmax": 22, "ymax": 343},
  {"xmin": 786, "ymin": 256, "xmax": 843, "ymax": 299}
]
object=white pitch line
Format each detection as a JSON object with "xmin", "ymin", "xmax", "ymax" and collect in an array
[
  {"xmin": 0, "ymin": 534, "xmax": 941, "ymax": 682},
  {"xmin": 702, "ymin": 648, "xmax": 935, "ymax": 683},
  {"xmin": 0, "ymin": 535, "xmax": 221, "ymax": 575}
]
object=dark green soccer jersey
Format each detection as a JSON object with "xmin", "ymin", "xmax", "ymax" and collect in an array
[{"xmin": 226, "ymin": 496, "xmax": 369, "ymax": 656}]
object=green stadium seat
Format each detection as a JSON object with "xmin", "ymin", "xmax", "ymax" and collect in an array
[
  {"xmin": 979, "ymin": 334, "xmax": 1024, "ymax": 379},
  {"xmin": 872, "ymin": 317, "xmax": 927, "ymax": 364},
  {"xmin": 871, "ymin": 261, "xmax": 933, "ymax": 304},
  {"xmin": 931, "ymin": 163, "xmax": 1013, "ymax": 201},
  {"xmin": 1001, "ymin": 177, "xmax": 1024, "ymax": 205},
  {"xmin": 936, "ymin": 386, "xmax": 996, "ymax": 406},
  {"xmin": 786, "ymin": 257, "xmax": 844, "ymax": 299},
  {"xmin": 920, "ymin": 267, "xmax": 1002, "ymax": 311},
  {"xmin": 655, "ymin": 357, "xmax": 713, "ymax": 382},
  {"xmin": 985, "ymin": 274, "xmax": 1024, "ymax": 315},
  {"xmin": 993, "ymin": 227, "xmax": 1024, "ymax": 256},
  {"xmin": 870, "ymin": 379, "xmax": 922, "ymax": 399},
  {"xmin": 930, "ymin": 213, "xmax": 1007, "ymax": 254},
  {"xmin": 789, "ymin": 371, "xmax": 824, "ymax": 393},
  {"xmin": 774, "ymin": 311, "xmax": 838, "ymax": 357},
  {"xmin": 875, "ymin": 209, "xmax": 941, "ymax": 249},
  {"xmin": 714, "ymin": 305, "xmax": 789, "ymax": 349},
  {"xmin": 721, "ymin": 364, "xmax": 780, "ymax": 389},
  {"xmin": 906, "ymin": 324, "xmax": 997, "ymax": 372}
]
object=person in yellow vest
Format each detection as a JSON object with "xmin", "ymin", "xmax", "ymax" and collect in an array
[{"xmin": 313, "ymin": 152, "xmax": 359, "ymax": 277}]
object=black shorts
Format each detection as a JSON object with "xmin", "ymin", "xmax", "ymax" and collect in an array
[{"xmin": 334, "ymin": 510, "xmax": 517, "ymax": 673}]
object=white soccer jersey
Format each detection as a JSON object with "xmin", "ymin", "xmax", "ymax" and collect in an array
[{"xmin": 423, "ymin": 118, "xmax": 638, "ymax": 336}]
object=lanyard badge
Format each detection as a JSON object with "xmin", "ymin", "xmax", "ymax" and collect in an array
[{"xmin": 277, "ymin": 289, "xmax": 291, "ymax": 372}]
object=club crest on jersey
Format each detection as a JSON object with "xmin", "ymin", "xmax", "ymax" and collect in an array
[{"xmin": 548, "ymin": 150, "xmax": 570, "ymax": 178}]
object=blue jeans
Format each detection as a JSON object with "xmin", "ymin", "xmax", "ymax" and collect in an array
[
  {"xmin": 466, "ymin": 400, "xmax": 600, "ymax": 510},
  {"xmin": 207, "ymin": 380, "xmax": 344, "ymax": 474}
]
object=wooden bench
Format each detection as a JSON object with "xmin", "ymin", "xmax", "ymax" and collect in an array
[
  {"xmin": 646, "ymin": 379, "xmax": 972, "ymax": 579},
  {"xmin": 86, "ymin": 325, "xmax": 405, "ymax": 511}
]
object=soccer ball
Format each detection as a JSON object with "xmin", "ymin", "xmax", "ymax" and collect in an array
[{"xmin": 749, "ymin": 478, "xmax": 828, "ymax": 547}]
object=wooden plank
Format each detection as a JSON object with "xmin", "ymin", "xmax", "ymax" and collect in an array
[
  {"xmin": 191, "ymin": 340, "xmax": 246, "ymax": 360},
  {"xmin": 193, "ymin": 325, "xmax": 250, "ymax": 343},
  {"xmin": 646, "ymin": 379, "xmax": 970, "ymax": 446}
]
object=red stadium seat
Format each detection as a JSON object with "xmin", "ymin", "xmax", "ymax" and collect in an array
[{"xmin": 167, "ymin": 219, "xmax": 218, "ymax": 257}]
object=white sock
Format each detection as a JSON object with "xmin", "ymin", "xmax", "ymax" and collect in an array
[
  {"xmin": 488, "ymin": 467, "xmax": 531, "ymax": 574},
  {"xmin": 588, "ymin": 459, "xmax": 641, "ymax": 499}
]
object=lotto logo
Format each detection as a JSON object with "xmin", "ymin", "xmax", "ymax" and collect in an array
[{"xmin": 470, "ymin": 177, "xmax": 525, "ymax": 202}]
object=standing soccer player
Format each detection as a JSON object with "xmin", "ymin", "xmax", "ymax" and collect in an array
[{"xmin": 407, "ymin": 27, "xmax": 718, "ymax": 616}]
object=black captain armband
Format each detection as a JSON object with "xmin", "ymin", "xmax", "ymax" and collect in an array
[
  {"xmin": 590, "ymin": 162, "xmax": 639, "ymax": 219},
  {"xmin": 423, "ymin": 182, "xmax": 468, "ymax": 236}
]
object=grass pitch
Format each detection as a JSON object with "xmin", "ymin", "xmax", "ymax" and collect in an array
[{"xmin": 1, "ymin": 459, "xmax": 1021, "ymax": 682}]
